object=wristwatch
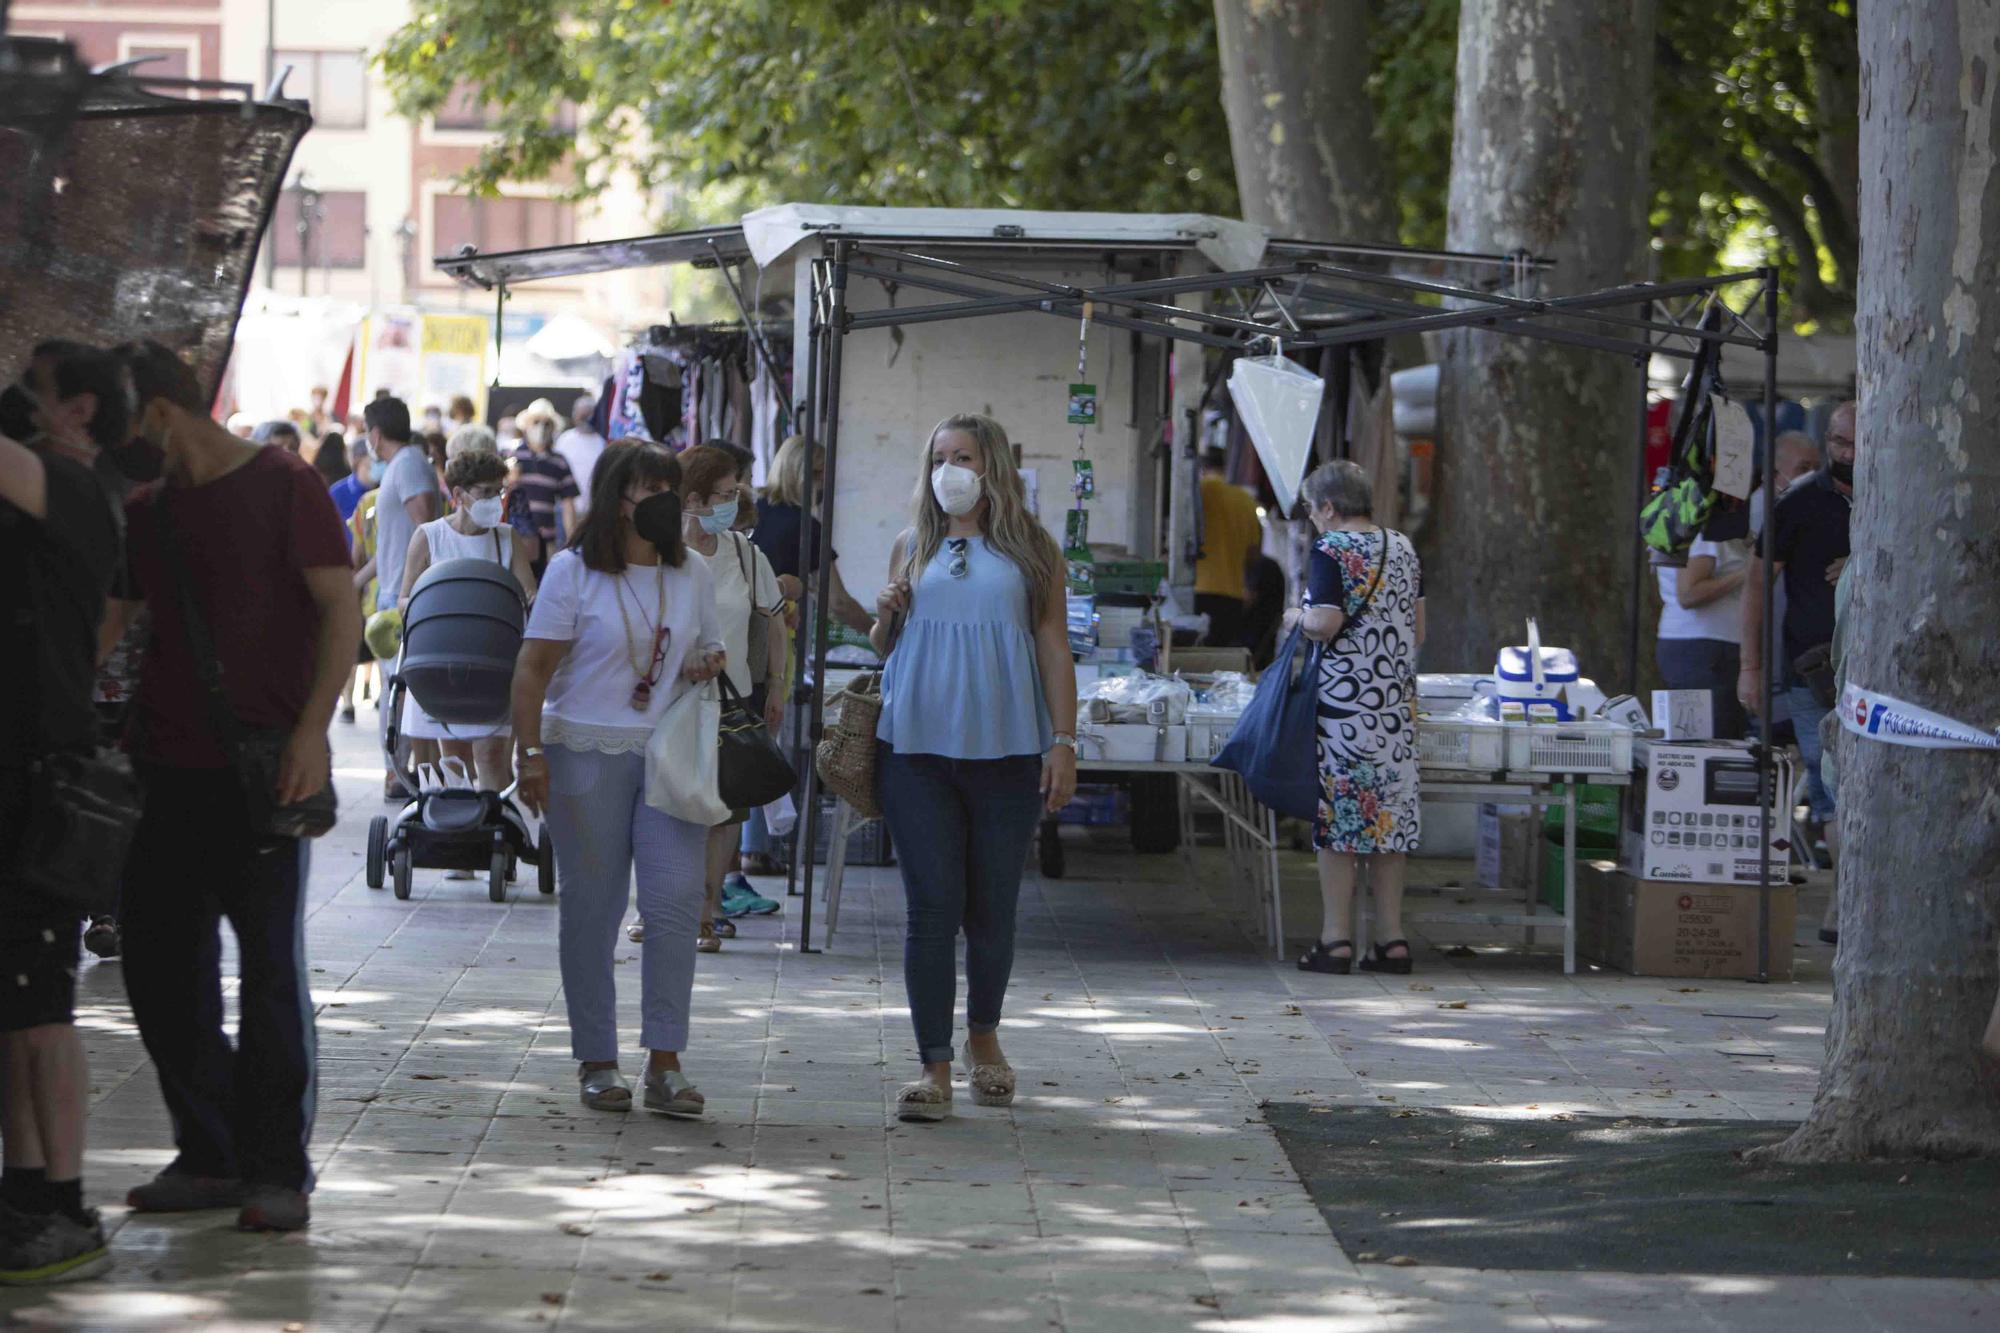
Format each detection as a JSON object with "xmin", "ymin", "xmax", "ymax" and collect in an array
[
  {"xmin": 519, "ymin": 745, "xmax": 546, "ymax": 761},
  {"xmin": 1051, "ymin": 733, "xmax": 1079, "ymax": 752}
]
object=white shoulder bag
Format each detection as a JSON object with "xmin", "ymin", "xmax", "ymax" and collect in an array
[{"xmin": 644, "ymin": 679, "xmax": 731, "ymax": 826}]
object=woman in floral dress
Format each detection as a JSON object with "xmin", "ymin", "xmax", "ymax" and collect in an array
[{"xmin": 1291, "ymin": 461, "xmax": 1425, "ymax": 976}]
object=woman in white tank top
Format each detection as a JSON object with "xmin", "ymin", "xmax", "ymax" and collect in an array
[{"xmin": 396, "ymin": 450, "xmax": 539, "ymax": 788}]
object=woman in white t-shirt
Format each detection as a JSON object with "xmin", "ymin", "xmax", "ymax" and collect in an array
[
  {"xmin": 397, "ymin": 449, "xmax": 538, "ymax": 791},
  {"xmin": 1656, "ymin": 533, "xmax": 1749, "ymax": 739},
  {"xmin": 666, "ymin": 445, "xmax": 786, "ymax": 953},
  {"xmin": 512, "ymin": 443, "xmax": 727, "ymax": 1117}
]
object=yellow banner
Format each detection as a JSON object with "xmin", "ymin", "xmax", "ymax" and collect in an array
[{"xmin": 421, "ymin": 314, "xmax": 488, "ymax": 359}]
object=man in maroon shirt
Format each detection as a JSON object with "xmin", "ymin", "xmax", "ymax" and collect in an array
[{"xmin": 99, "ymin": 341, "xmax": 360, "ymax": 1234}]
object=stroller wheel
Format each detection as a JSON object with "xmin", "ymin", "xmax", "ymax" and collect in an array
[
  {"xmin": 489, "ymin": 842, "xmax": 510, "ymax": 904},
  {"xmin": 366, "ymin": 816, "xmax": 388, "ymax": 889},
  {"xmin": 392, "ymin": 844, "xmax": 413, "ymax": 900},
  {"xmin": 537, "ymin": 825, "xmax": 557, "ymax": 895}
]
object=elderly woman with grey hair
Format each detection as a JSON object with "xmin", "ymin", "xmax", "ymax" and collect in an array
[
  {"xmin": 1288, "ymin": 460, "xmax": 1426, "ymax": 977},
  {"xmin": 445, "ymin": 422, "xmax": 498, "ymax": 459}
]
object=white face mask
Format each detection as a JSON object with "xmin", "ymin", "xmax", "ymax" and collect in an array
[
  {"xmin": 931, "ymin": 462, "xmax": 983, "ymax": 517},
  {"xmin": 467, "ymin": 496, "xmax": 505, "ymax": 529}
]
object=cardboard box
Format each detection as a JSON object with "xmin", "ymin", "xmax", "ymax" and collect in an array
[
  {"xmin": 1475, "ymin": 804, "xmax": 1536, "ymax": 892},
  {"xmin": 1621, "ymin": 740, "xmax": 1790, "ymax": 885},
  {"xmin": 1652, "ymin": 689, "xmax": 1715, "ymax": 740},
  {"xmin": 1575, "ymin": 861, "xmax": 1795, "ymax": 980}
]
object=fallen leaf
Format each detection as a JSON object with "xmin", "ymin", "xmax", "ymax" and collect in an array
[
  {"xmin": 1282, "ymin": 1004, "xmax": 1303, "ymax": 1015},
  {"xmin": 645, "ymin": 1271, "xmax": 672, "ymax": 1283},
  {"xmin": 861, "ymin": 1287, "xmax": 885, "ymax": 1295},
  {"xmin": 1408, "ymin": 983, "xmax": 1435, "ymax": 992},
  {"xmin": 1676, "ymin": 987, "xmax": 1702, "ymax": 994},
  {"xmin": 1551, "ymin": 1113, "xmax": 1576, "ymax": 1122},
  {"xmin": 1171, "ymin": 1072, "xmax": 1190, "ymax": 1080},
  {"xmin": 559, "ymin": 1222, "xmax": 593, "ymax": 1236},
  {"xmin": 1193, "ymin": 1294, "xmax": 1221, "ymax": 1309},
  {"xmin": 1437, "ymin": 1000, "xmax": 1469, "ymax": 1010},
  {"xmin": 1356, "ymin": 1251, "xmax": 1382, "ymax": 1262},
  {"xmin": 540, "ymin": 1292, "xmax": 564, "ymax": 1305},
  {"xmin": 1388, "ymin": 1255, "xmax": 1419, "ymax": 1268},
  {"xmin": 410, "ymin": 1074, "xmax": 448, "ymax": 1081}
]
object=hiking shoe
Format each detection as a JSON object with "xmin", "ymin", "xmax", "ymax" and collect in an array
[
  {"xmin": 0, "ymin": 1209, "xmax": 109, "ymax": 1286},
  {"xmin": 82, "ymin": 918, "xmax": 122, "ymax": 960},
  {"xmin": 126, "ymin": 1171, "xmax": 244, "ymax": 1214},
  {"xmin": 719, "ymin": 874, "xmax": 779, "ymax": 917},
  {"xmin": 237, "ymin": 1186, "xmax": 310, "ymax": 1233}
]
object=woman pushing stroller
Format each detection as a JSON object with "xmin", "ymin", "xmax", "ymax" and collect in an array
[
  {"xmin": 512, "ymin": 442, "xmax": 726, "ymax": 1116},
  {"xmin": 397, "ymin": 449, "xmax": 538, "ymax": 792}
]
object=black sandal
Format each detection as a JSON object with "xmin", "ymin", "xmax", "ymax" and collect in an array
[
  {"xmin": 1357, "ymin": 940, "xmax": 1413, "ymax": 975},
  {"xmin": 1298, "ymin": 940, "xmax": 1353, "ymax": 975}
]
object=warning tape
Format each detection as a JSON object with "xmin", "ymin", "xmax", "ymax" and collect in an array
[{"xmin": 1840, "ymin": 682, "xmax": 2000, "ymax": 750}]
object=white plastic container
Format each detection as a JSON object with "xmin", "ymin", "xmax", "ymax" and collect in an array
[
  {"xmin": 1077, "ymin": 724, "xmax": 1188, "ymax": 764},
  {"xmin": 1185, "ymin": 708, "xmax": 1243, "ymax": 762},
  {"xmin": 1416, "ymin": 716, "xmax": 1507, "ymax": 772},
  {"xmin": 1496, "ymin": 618, "xmax": 1579, "ymax": 720},
  {"xmin": 1503, "ymin": 719, "xmax": 1635, "ymax": 775}
]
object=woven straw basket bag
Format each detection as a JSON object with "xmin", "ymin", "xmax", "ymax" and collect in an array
[{"xmin": 815, "ymin": 672, "xmax": 883, "ymax": 819}]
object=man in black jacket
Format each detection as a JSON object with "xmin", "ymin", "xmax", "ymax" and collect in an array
[{"xmin": 0, "ymin": 342, "xmax": 132, "ymax": 1285}]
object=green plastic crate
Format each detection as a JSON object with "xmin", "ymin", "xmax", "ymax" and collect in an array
[{"xmin": 1542, "ymin": 781, "xmax": 1621, "ymax": 851}]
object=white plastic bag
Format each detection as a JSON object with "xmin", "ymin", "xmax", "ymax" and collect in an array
[
  {"xmin": 762, "ymin": 791, "xmax": 798, "ymax": 837},
  {"xmin": 645, "ymin": 681, "xmax": 730, "ymax": 826}
]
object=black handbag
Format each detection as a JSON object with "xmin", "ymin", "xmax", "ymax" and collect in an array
[
  {"xmin": 5, "ymin": 750, "xmax": 139, "ymax": 917},
  {"xmin": 715, "ymin": 674, "xmax": 794, "ymax": 811},
  {"xmin": 155, "ymin": 491, "xmax": 338, "ymax": 840}
]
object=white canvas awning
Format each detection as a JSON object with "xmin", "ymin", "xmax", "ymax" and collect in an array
[{"xmin": 737, "ymin": 203, "xmax": 1271, "ymax": 272}]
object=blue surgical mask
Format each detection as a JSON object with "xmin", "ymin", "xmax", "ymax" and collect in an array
[{"xmin": 697, "ymin": 497, "xmax": 739, "ymax": 535}]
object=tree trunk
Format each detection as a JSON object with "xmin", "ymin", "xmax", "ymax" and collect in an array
[
  {"xmin": 1751, "ymin": 0, "xmax": 2000, "ymax": 1165},
  {"xmin": 1426, "ymin": 0, "xmax": 1656, "ymax": 684},
  {"xmin": 1213, "ymin": 0, "xmax": 1393, "ymax": 241}
]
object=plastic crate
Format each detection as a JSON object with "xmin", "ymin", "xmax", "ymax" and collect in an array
[
  {"xmin": 1417, "ymin": 717, "xmax": 1507, "ymax": 772},
  {"xmin": 1057, "ymin": 784, "xmax": 1128, "ymax": 827},
  {"xmin": 1092, "ymin": 559, "xmax": 1167, "ymax": 597},
  {"xmin": 1503, "ymin": 721, "xmax": 1635, "ymax": 775}
]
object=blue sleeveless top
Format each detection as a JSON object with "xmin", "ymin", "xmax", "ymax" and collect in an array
[{"xmin": 877, "ymin": 536, "xmax": 1053, "ymax": 760}]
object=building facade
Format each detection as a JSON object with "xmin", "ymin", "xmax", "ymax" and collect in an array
[{"xmin": 12, "ymin": 0, "xmax": 671, "ymax": 326}]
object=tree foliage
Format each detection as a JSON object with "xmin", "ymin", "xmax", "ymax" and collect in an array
[
  {"xmin": 379, "ymin": 0, "xmax": 1237, "ymax": 225},
  {"xmin": 380, "ymin": 0, "xmax": 1857, "ymax": 322}
]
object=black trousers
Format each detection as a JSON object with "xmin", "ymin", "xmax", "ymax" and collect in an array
[{"xmin": 122, "ymin": 766, "xmax": 318, "ymax": 1192}]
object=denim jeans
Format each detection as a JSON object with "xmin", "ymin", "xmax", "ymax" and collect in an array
[
  {"xmin": 543, "ymin": 746, "xmax": 709, "ymax": 1062},
  {"xmin": 878, "ymin": 748, "xmax": 1046, "ymax": 1065},
  {"xmin": 123, "ymin": 767, "xmax": 318, "ymax": 1192},
  {"xmin": 1785, "ymin": 683, "xmax": 1836, "ymax": 822}
]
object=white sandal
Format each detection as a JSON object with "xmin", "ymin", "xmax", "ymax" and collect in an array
[
  {"xmin": 896, "ymin": 1079, "xmax": 953, "ymax": 1123},
  {"xmin": 644, "ymin": 1068, "xmax": 706, "ymax": 1119},
  {"xmin": 963, "ymin": 1058, "xmax": 1016, "ymax": 1108}
]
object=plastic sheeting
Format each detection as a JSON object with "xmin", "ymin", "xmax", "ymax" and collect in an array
[{"xmin": 0, "ymin": 91, "xmax": 309, "ymax": 402}]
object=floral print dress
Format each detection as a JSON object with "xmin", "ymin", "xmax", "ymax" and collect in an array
[{"xmin": 1308, "ymin": 528, "xmax": 1423, "ymax": 854}]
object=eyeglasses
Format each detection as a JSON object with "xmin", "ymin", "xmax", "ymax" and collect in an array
[{"xmin": 946, "ymin": 537, "xmax": 970, "ymax": 579}]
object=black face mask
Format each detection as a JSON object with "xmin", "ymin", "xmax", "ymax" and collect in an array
[
  {"xmin": 631, "ymin": 492, "xmax": 683, "ymax": 551},
  {"xmin": 0, "ymin": 382, "xmax": 39, "ymax": 442},
  {"xmin": 1828, "ymin": 458, "xmax": 1853, "ymax": 486}
]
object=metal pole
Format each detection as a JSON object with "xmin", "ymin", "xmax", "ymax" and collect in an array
[
  {"xmin": 1627, "ymin": 300, "xmax": 1655, "ymax": 694},
  {"xmin": 784, "ymin": 269, "xmax": 825, "ymax": 902},
  {"xmin": 1756, "ymin": 270, "xmax": 1781, "ymax": 984},
  {"xmin": 796, "ymin": 240, "xmax": 852, "ymax": 955},
  {"xmin": 493, "ymin": 282, "xmax": 506, "ymax": 396}
]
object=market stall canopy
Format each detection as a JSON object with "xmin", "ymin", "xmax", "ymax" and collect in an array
[
  {"xmin": 432, "ymin": 204, "xmax": 1502, "ymax": 292},
  {"xmin": 0, "ymin": 35, "xmax": 309, "ymax": 401}
]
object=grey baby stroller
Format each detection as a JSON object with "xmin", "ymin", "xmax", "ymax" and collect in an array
[{"xmin": 364, "ymin": 557, "xmax": 553, "ymax": 902}]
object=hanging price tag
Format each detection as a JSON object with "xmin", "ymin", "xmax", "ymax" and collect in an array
[
  {"xmin": 1071, "ymin": 458, "xmax": 1095, "ymax": 498},
  {"xmin": 1067, "ymin": 383, "xmax": 1098, "ymax": 426}
]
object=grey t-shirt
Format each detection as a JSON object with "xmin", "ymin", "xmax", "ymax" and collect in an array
[{"xmin": 373, "ymin": 444, "xmax": 439, "ymax": 611}]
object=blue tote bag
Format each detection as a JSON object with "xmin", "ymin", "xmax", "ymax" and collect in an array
[{"xmin": 1211, "ymin": 622, "xmax": 1322, "ymax": 820}]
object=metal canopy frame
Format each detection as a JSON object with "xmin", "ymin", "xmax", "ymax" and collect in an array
[{"xmin": 787, "ymin": 239, "xmax": 1784, "ymax": 981}]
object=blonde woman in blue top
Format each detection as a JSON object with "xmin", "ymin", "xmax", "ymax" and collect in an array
[{"xmin": 870, "ymin": 414, "xmax": 1079, "ymax": 1123}]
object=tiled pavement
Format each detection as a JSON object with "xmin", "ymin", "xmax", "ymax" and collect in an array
[{"xmin": 5, "ymin": 712, "xmax": 1993, "ymax": 1331}]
